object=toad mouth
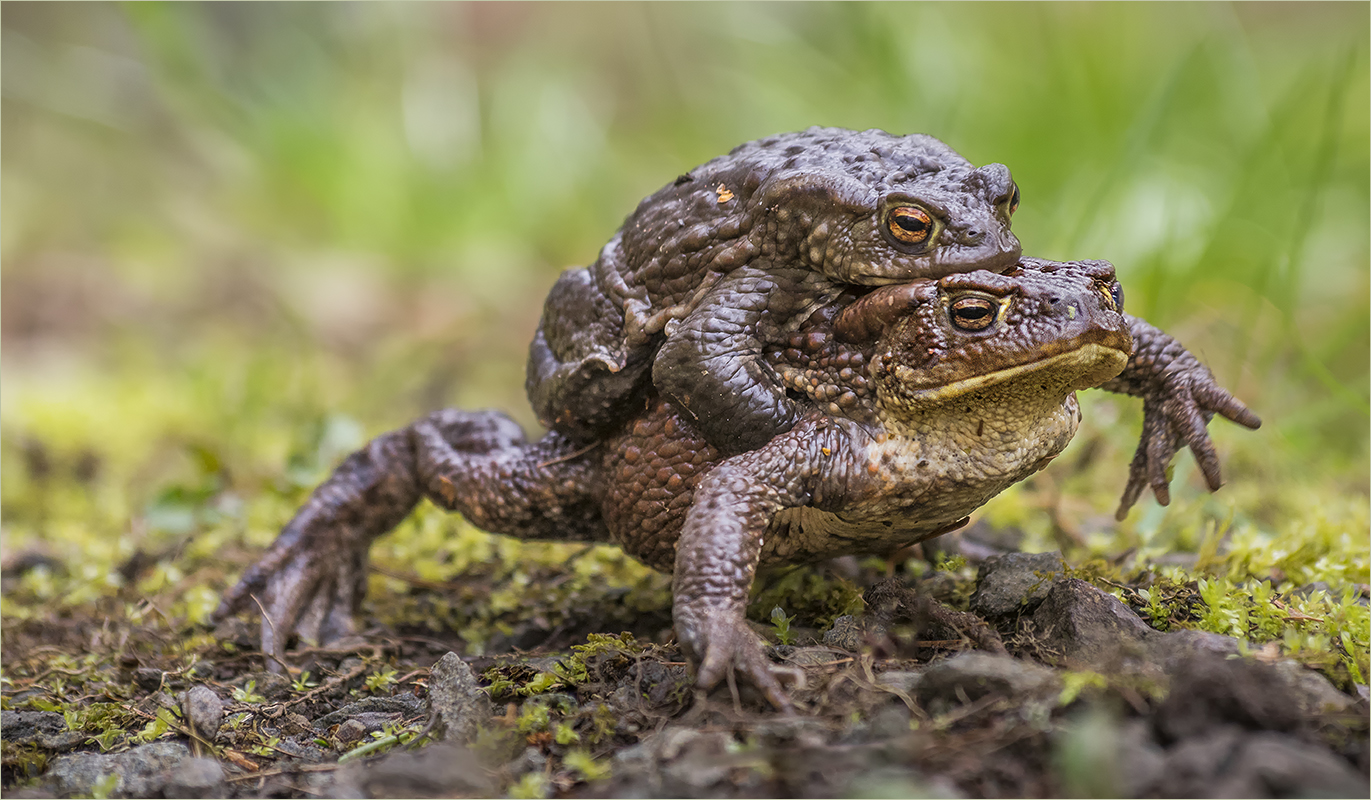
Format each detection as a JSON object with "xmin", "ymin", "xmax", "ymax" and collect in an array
[{"xmin": 894, "ymin": 334, "xmax": 1133, "ymax": 405}]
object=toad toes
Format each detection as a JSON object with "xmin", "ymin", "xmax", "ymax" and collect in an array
[{"xmin": 217, "ymin": 259, "xmax": 1256, "ymax": 708}]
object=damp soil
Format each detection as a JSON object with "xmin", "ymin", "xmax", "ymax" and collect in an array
[{"xmin": 2, "ymin": 526, "xmax": 1367, "ymax": 799}]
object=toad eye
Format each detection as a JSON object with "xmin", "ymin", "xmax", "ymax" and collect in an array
[
  {"xmin": 1007, "ymin": 183, "xmax": 1020, "ymax": 216},
  {"xmin": 887, "ymin": 206, "xmax": 934, "ymax": 245},
  {"xmin": 1099, "ymin": 280, "xmax": 1124, "ymax": 312},
  {"xmin": 949, "ymin": 296, "xmax": 998, "ymax": 331}
]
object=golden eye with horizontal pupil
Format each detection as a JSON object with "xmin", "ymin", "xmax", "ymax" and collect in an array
[
  {"xmin": 1097, "ymin": 281, "xmax": 1124, "ymax": 312},
  {"xmin": 887, "ymin": 206, "xmax": 934, "ymax": 245},
  {"xmin": 949, "ymin": 296, "xmax": 998, "ymax": 331},
  {"xmin": 1008, "ymin": 184, "xmax": 1020, "ymax": 216}
]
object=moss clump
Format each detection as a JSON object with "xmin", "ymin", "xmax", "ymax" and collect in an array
[{"xmin": 748, "ymin": 566, "xmax": 866, "ymax": 635}]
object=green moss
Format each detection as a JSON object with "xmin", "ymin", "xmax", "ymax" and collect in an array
[
  {"xmin": 749, "ymin": 566, "xmax": 865, "ymax": 633},
  {"xmin": 1056, "ymin": 670, "xmax": 1109, "ymax": 707},
  {"xmin": 0, "ymin": 742, "xmax": 49, "ymax": 782},
  {"xmin": 0, "ymin": 11, "xmax": 1366, "ymax": 795},
  {"xmin": 508, "ymin": 772, "xmax": 549, "ymax": 800},
  {"xmin": 564, "ymin": 748, "xmax": 611, "ymax": 782}
]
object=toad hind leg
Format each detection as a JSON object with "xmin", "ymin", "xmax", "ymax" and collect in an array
[
  {"xmin": 654, "ymin": 268, "xmax": 815, "ymax": 456},
  {"xmin": 214, "ymin": 409, "xmax": 606, "ymax": 671}
]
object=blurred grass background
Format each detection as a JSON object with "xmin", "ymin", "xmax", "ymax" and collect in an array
[{"xmin": 2, "ymin": 3, "xmax": 1367, "ymax": 613}]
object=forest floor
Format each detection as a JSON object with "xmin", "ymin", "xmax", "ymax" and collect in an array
[{"xmin": 3, "ymin": 516, "xmax": 1367, "ymax": 799}]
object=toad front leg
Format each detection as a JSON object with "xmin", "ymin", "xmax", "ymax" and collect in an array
[
  {"xmin": 671, "ymin": 415, "xmax": 861, "ymax": 711},
  {"xmin": 214, "ymin": 409, "xmax": 605, "ymax": 671},
  {"xmin": 1100, "ymin": 314, "xmax": 1262, "ymax": 518}
]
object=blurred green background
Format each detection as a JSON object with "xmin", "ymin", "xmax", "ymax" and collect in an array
[{"xmin": 2, "ymin": 2, "xmax": 1367, "ymax": 599}]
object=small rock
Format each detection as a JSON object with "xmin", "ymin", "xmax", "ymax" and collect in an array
[
  {"xmin": 162, "ymin": 756, "xmax": 226, "ymax": 799},
  {"xmin": 770, "ymin": 735, "xmax": 927, "ymax": 796},
  {"xmin": 339, "ymin": 741, "xmax": 493, "ymax": 798},
  {"xmin": 1153, "ymin": 652, "xmax": 1305, "ymax": 743},
  {"xmin": 771, "ymin": 645, "xmax": 850, "ymax": 667},
  {"xmin": 179, "ymin": 685, "xmax": 224, "ymax": 745},
  {"xmin": 43, "ymin": 741, "xmax": 189, "ymax": 798},
  {"xmin": 237, "ymin": 670, "xmax": 292, "ymax": 701},
  {"xmin": 1149, "ymin": 725, "xmax": 1247, "ymax": 797},
  {"xmin": 1155, "ymin": 727, "xmax": 1367, "ymax": 798},
  {"xmin": 823, "ymin": 615, "xmax": 861, "ymax": 649},
  {"xmin": 334, "ymin": 718, "xmax": 368, "ymax": 745},
  {"xmin": 917, "ymin": 652, "xmax": 1060, "ymax": 710},
  {"xmin": 509, "ymin": 745, "xmax": 548, "ymax": 777},
  {"xmin": 342, "ymin": 711, "xmax": 409, "ymax": 734},
  {"xmin": 1029, "ymin": 578, "xmax": 1155, "ymax": 667},
  {"xmin": 969, "ymin": 551, "xmax": 1066, "ymax": 618},
  {"xmin": 133, "ymin": 667, "xmax": 164, "ymax": 691},
  {"xmin": 307, "ymin": 764, "xmax": 363, "ymax": 798},
  {"xmin": 751, "ymin": 715, "xmax": 830, "ymax": 748},
  {"xmin": 427, "ymin": 651, "xmax": 493, "ymax": 743},
  {"xmin": 1269, "ymin": 659, "xmax": 1357, "ymax": 715},
  {"xmin": 1, "ymin": 710, "xmax": 67, "ymax": 743},
  {"xmin": 610, "ymin": 725, "xmax": 779, "ymax": 797},
  {"xmin": 658, "ymin": 728, "xmax": 739, "ymax": 793},
  {"xmin": 1114, "ymin": 718, "xmax": 1167, "ymax": 797},
  {"xmin": 185, "ymin": 661, "xmax": 215, "ymax": 680},
  {"xmin": 637, "ymin": 660, "xmax": 691, "ymax": 707},
  {"xmin": 1144, "ymin": 629, "xmax": 1240, "ymax": 672},
  {"xmin": 1216, "ymin": 731, "xmax": 1368, "ymax": 797},
  {"xmin": 1, "ymin": 710, "xmax": 83, "ymax": 773},
  {"xmin": 823, "ymin": 614, "xmax": 886, "ymax": 651},
  {"xmin": 315, "ymin": 693, "xmax": 425, "ymax": 728},
  {"xmin": 277, "ymin": 712, "xmax": 317, "ymax": 737},
  {"xmin": 0, "ymin": 710, "xmax": 85, "ymax": 754},
  {"xmin": 272, "ymin": 738, "xmax": 328, "ymax": 761}
]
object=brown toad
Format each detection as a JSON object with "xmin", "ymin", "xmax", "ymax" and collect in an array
[
  {"xmin": 528, "ymin": 127, "xmax": 1021, "ymax": 454},
  {"xmin": 527, "ymin": 127, "xmax": 1253, "ymax": 516},
  {"xmin": 216, "ymin": 259, "xmax": 1258, "ymax": 708}
]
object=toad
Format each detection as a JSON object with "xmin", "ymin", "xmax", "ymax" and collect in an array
[
  {"xmin": 215, "ymin": 259, "xmax": 1259, "ymax": 709},
  {"xmin": 526, "ymin": 127, "xmax": 1252, "ymax": 518},
  {"xmin": 528, "ymin": 127, "xmax": 1022, "ymax": 455}
]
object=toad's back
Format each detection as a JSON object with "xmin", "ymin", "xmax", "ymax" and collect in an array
[{"xmin": 527, "ymin": 127, "xmax": 1023, "ymax": 452}]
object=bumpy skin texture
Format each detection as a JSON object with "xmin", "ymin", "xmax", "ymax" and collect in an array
[
  {"xmin": 216, "ymin": 260, "xmax": 1259, "ymax": 710},
  {"xmin": 527, "ymin": 127, "xmax": 1022, "ymax": 455}
]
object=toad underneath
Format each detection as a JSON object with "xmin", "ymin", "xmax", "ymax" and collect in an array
[{"xmin": 216, "ymin": 258, "xmax": 1258, "ymax": 709}]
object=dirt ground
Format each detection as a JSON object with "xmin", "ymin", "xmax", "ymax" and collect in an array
[{"xmin": 3, "ymin": 525, "xmax": 1367, "ymax": 799}]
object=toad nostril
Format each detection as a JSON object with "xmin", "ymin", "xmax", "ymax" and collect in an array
[{"xmin": 1048, "ymin": 295, "xmax": 1061, "ymax": 305}]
